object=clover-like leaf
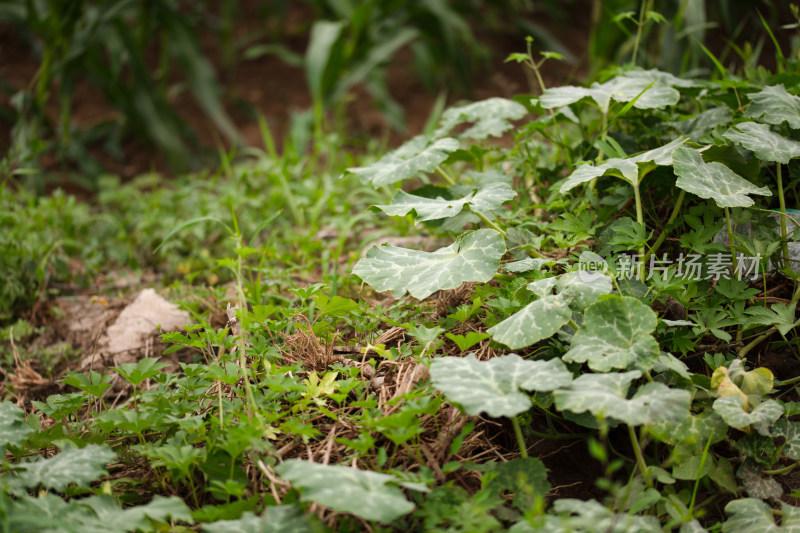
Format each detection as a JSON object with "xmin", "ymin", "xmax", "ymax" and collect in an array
[
  {"xmin": 554, "ymin": 372, "xmax": 691, "ymax": 426},
  {"xmin": 345, "ymin": 136, "xmax": 459, "ymax": 187},
  {"xmin": 373, "ymin": 182, "xmax": 516, "ymax": 223},
  {"xmin": 353, "ymin": 229, "xmax": 505, "ymax": 300},
  {"xmin": 560, "ymin": 138, "xmax": 687, "ymax": 192},
  {"xmin": 430, "ymin": 353, "xmax": 573, "ymax": 418},
  {"xmin": 712, "ymin": 396, "xmax": 783, "ymax": 435},
  {"xmin": 539, "ymin": 73, "xmax": 680, "ymax": 114},
  {"xmin": 13, "ymin": 444, "xmax": 116, "ymax": 492},
  {"xmin": 723, "ymin": 498, "xmax": 800, "ymax": 532},
  {"xmin": 487, "ymin": 295, "xmax": 573, "ymax": 350},
  {"xmin": 0, "ymin": 401, "xmax": 33, "ymax": 454},
  {"xmin": 275, "ymin": 460, "xmax": 418, "ymax": 523},
  {"xmin": 724, "ymin": 122, "xmax": 800, "ymax": 164},
  {"xmin": 744, "ymin": 84, "xmax": 800, "ymax": 129},
  {"xmin": 435, "ymin": 97, "xmax": 528, "ymax": 139},
  {"xmin": 563, "ymin": 295, "xmax": 660, "ymax": 372},
  {"xmin": 673, "ymin": 147, "xmax": 772, "ymax": 208}
]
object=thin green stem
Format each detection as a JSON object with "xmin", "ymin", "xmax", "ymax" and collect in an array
[
  {"xmin": 687, "ymin": 436, "xmax": 713, "ymax": 519},
  {"xmin": 436, "ymin": 165, "xmax": 455, "ymax": 186},
  {"xmin": 568, "ymin": 318, "xmax": 580, "ymax": 331},
  {"xmin": 511, "ymin": 416, "xmax": 528, "ymax": 459},
  {"xmin": 644, "ymin": 190, "xmax": 685, "ymax": 263},
  {"xmin": 628, "ymin": 425, "xmax": 652, "ymax": 488},
  {"xmin": 475, "ymin": 210, "xmax": 507, "ymax": 238},
  {"xmin": 724, "ymin": 207, "xmax": 739, "ymax": 273},
  {"xmin": 633, "ymin": 183, "xmax": 646, "ymax": 282},
  {"xmin": 777, "ymin": 163, "xmax": 790, "ymax": 265},
  {"xmin": 764, "ymin": 462, "xmax": 799, "ymax": 476},
  {"xmin": 631, "ymin": 0, "xmax": 651, "ymax": 65},
  {"xmin": 738, "ymin": 327, "xmax": 776, "ymax": 359}
]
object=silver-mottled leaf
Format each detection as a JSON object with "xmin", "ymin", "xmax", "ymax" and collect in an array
[
  {"xmin": 673, "ymin": 147, "xmax": 772, "ymax": 208},
  {"xmin": 724, "ymin": 121, "xmax": 800, "ymax": 164},
  {"xmin": 504, "ymin": 257, "xmax": 553, "ymax": 272},
  {"xmin": 560, "ymin": 138, "xmax": 687, "ymax": 192},
  {"xmin": 744, "ymin": 84, "xmax": 800, "ymax": 129},
  {"xmin": 435, "ymin": 97, "xmax": 528, "ymax": 139},
  {"xmin": 539, "ymin": 74, "xmax": 680, "ymax": 114},
  {"xmin": 772, "ymin": 418, "xmax": 800, "ymax": 461},
  {"xmin": 353, "ymin": 229, "xmax": 505, "ymax": 300},
  {"xmin": 712, "ymin": 396, "xmax": 783, "ymax": 435},
  {"xmin": 13, "ymin": 445, "xmax": 116, "ymax": 491},
  {"xmin": 556, "ymin": 271, "xmax": 613, "ymax": 310},
  {"xmin": 554, "ymin": 372, "xmax": 690, "ymax": 426},
  {"xmin": 276, "ymin": 460, "xmax": 418, "ymax": 523},
  {"xmin": 563, "ymin": 295, "xmax": 660, "ymax": 372},
  {"xmin": 345, "ymin": 137, "xmax": 459, "ymax": 187},
  {"xmin": 527, "ymin": 277, "xmax": 559, "ymax": 297},
  {"xmin": 723, "ymin": 498, "xmax": 800, "ymax": 532},
  {"xmin": 739, "ymin": 461, "xmax": 783, "ymax": 500},
  {"xmin": 202, "ymin": 506, "xmax": 315, "ymax": 533},
  {"xmin": 0, "ymin": 402, "xmax": 32, "ymax": 452},
  {"xmin": 430, "ymin": 353, "xmax": 573, "ymax": 418},
  {"xmin": 373, "ymin": 182, "xmax": 516, "ymax": 223},
  {"xmin": 487, "ymin": 295, "xmax": 573, "ymax": 350}
]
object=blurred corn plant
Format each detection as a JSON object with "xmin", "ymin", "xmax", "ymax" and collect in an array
[
  {"xmin": 587, "ymin": 0, "xmax": 794, "ymax": 76},
  {"xmin": 0, "ymin": 0, "xmax": 239, "ymax": 190}
]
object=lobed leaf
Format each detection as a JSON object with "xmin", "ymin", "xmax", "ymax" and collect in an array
[
  {"xmin": 563, "ymin": 295, "xmax": 660, "ymax": 372},
  {"xmin": 554, "ymin": 372, "xmax": 691, "ymax": 426},
  {"xmin": 723, "ymin": 498, "xmax": 800, "ymax": 532},
  {"xmin": 744, "ymin": 84, "xmax": 800, "ymax": 129},
  {"xmin": 712, "ymin": 396, "xmax": 783, "ymax": 435},
  {"xmin": 0, "ymin": 401, "xmax": 33, "ymax": 453},
  {"xmin": 13, "ymin": 444, "xmax": 116, "ymax": 492},
  {"xmin": 345, "ymin": 137, "xmax": 460, "ymax": 187},
  {"xmin": 352, "ymin": 229, "xmax": 505, "ymax": 300},
  {"xmin": 430, "ymin": 353, "xmax": 573, "ymax": 418},
  {"xmin": 373, "ymin": 182, "xmax": 516, "ymax": 223},
  {"xmin": 275, "ymin": 460, "xmax": 418, "ymax": 523},
  {"xmin": 673, "ymin": 147, "xmax": 772, "ymax": 208},
  {"xmin": 724, "ymin": 121, "xmax": 800, "ymax": 164},
  {"xmin": 435, "ymin": 97, "xmax": 528, "ymax": 139},
  {"xmin": 487, "ymin": 295, "xmax": 572, "ymax": 350},
  {"xmin": 560, "ymin": 138, "xmax": 687, "ymax": 192}
]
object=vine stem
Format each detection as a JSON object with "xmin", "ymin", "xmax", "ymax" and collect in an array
[
  {"xmin": 764, "ymin": 462, "xmax": 799, "ymax": 476},
  {"xmin": 777, "ymin": 163, "xmax": 790, "ymax": 265},
  {"xmin": 436, "ymin": 165, "xmax": 455, "ymax": 185},
  {"xmin": 511, "ymin": 416, "xmax": 528, "ymax": 459},
  {"xmin": 633, "ymin": 183, "xmax": 646, "ymax": 282},
  {"xmin": 644, "ymin": 190, "xmax": 685, "ymax": 263},
  {"xmin": 738, "ymin": 327, "xmax": 776, "ymax": 359},
  {"xmin": 628, "ymin": 425, "xmax": 652, "ymax": 488},
  {"xmin": 475, "ymin": 211, "xmax": 507, "ymax": 238},
  {"xmin": 631, "ymin": 0, "xmax": 652, "ymax": 65},
  {"xmin": 724, "ymin": 207, "xmax": 739, "ymax": 273},
  {"xmin": 687, "ymin": 436, "xmax": 713, "ymax": 520}
]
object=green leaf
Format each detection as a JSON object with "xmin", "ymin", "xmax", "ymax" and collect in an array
[
  {"xmin": 723, "ymin": 498, "xmax": 800, "ymax": 532},
  {"xmin": 556, "ymin": 271, "xmax": 613, "ymax": 310},
  {"xmin": 554, "ymin": 372, "xmax": 691, "ymax": 426},
  {"xmin": 445, "ymin": 331, "xmax": 490, "ymax": 351},
  {"xmin": 724, "ymin": 122, "xmax": 800, "ymax": 164},
  {"xmin": 373, "ymin": 182, "xmax": 516, "ymax": 223},
  {"xmin": 305, "ymin": 20, "xmax": 345, "ymax": 103},
  {"xmin": 504, "ymin": 257, "xmax": 554, "ymax": 272},
  {"xmin": 430, "ymin": 353, "xmax": 573, "ymax": 418},
  {"xmin": 744, "ymin": 84, "xmax": 800, "ymax": 129},
  {"xmin": 487, "ymin": 295, "xmax": 572, "ymax": 350},
  {"xmin": 563, "ymin": 295, "xmax": 660, "ymax": 372},
  {"xmin": 84, "ymin": 495, "xmax": 194, "ymax": 531},
  {"xmin": 744, "ymin": 302, "xmax": 799, "ymax": 336},
  {"xmin": 539, "ymin": 73, "xmax": 680, "ymax": 114},
  {"xmin": 435, "ymin": 97, "xmax": 528, "ymax": 139},
  {"xmin": 345, "ymin": 136, "xmax": 459, "ymax": 187},
  {"xmin": 712, "ymin": 396, "xmax": 783, "ymax": 435},
  {"xmin": 673, "ymin": 147, "xmax": 772, "ymax": 208},
  {"xmin": 313, "ymin": 294, "xmax": 359, "ymax": 317},
  {"xmin": 275, "ymin": 460, "xmax": 418, "ymax": 523},
  {"xmin": 13, "ymin": 444, "xmax": 116, "ymax": 491},
  {"xmin": 201, "ymin": 506, "xmax": 316, "ymax": 533},
  {"xmin": 352, "ymin": 229, "xmax": 505, "ymax": 300},
  {"xmin": 483, "ymin": 457, "xmax": 550, "ymax": 511},
  {"xmin": 560, "ymin": 138, "xmax": 687, "ymax": 192},
  {"xmin": 772, "ymin": 419, "xmax": 800, "ymax": 461},
  {"xmin": 0, "ymin": 401, "xmax": 33, "ymax": 453},
  {"xmin": 113, "ymin": 357, "xmax": 170, "ymax": 387}
]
